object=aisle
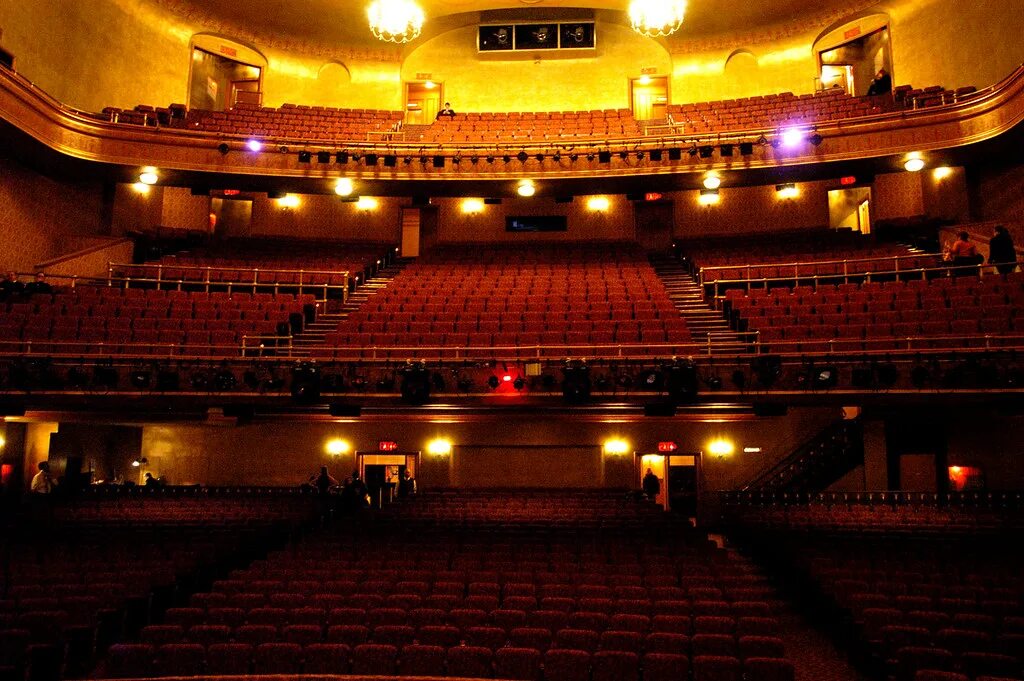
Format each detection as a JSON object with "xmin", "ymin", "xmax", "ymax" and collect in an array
[{"xmin": 779, "ymin": 611, "xmax": 873, "ymax": 681}]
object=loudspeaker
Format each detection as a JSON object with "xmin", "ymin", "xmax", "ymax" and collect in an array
[
  {"xmin": 412, "ymin": 195, "xmax": 431, "ymax": 207},
  {"xmin": 329, "ymin": 403, "xmax": 362, "ymax": 417},
  {"xmin": 625, "ymin": 193, "xmax": 644, "ymax": 202},
  {"xmin": 598, "ymin": 151, "xmax": 612, "ymax": 164},
  {"xmin": 297, "ymin": 151, "xmax": 312, "ymax": 163},
  {"xmin": 649, "ymin": 149, "xmax": 663, "ymax": 162},
  {"xmin": 364, "ymin": 153, "xmax": 379, "ymax": 166},
  {"xmin": 190, "ymin": 187, "xmax": 209, "ymax": 196},
  {"xmin": 383, "ymin": 155, "xmax": 397, "ymax": 167},
  {"xmin": 739, "ymin": 142, "xmax": 755, "ymax": 156},
  {"xmin": 317, "ymin": 151, "xmax": 331, "ymax": 164},
  {"xmin": 267, "ymin": 190, "xmax": 285, "ymax": 199},
  {"xmin": 644, "ymin": 402, "xmax": 676, "ymax": 417},
  {"xmin": 484, "ymin": 198, "xmax": 503, "ymax": 205},
  {"xmin": 433, "ymin": 155, "xmax": 445, "ymax": 168},
  {"xmin": 555, "ymin": 196, "xmax": 574, "ymax": 204},
  {"xmin": 753, "ymin": 403, "xmax": 787, "ymax": 417},
  {"xmin": 668, "ymin": 148, "xmax": 682, "ymax": 161}
]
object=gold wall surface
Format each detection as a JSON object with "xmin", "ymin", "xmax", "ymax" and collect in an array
[{"xmin": 402, "ymin": 21, "xmax": 671, "ymax": 113}]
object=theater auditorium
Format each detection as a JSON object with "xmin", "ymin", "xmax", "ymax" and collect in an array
[{"xmin": 0, "ymin": 2, "xmax": 1023, "ymax": 681}]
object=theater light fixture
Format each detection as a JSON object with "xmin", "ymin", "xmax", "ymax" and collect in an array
[
  {"xmin": 703, "ymin": 173, "xmax": 722, "ymax": 190},
  {"xmin": 138, "ymin": 168, "xmax": 159, "ymax": 185},
  {"xmin": 776, "ymin": 183, "xmax": 799, "ymax": 199},
  {"xmin": 131, "ymin": 183, "xmax": 151, "ymax": 194},
  {"xmin": 933, "ymin": 166, "xmax": 953, "ymax": 180},
  {"xmin": 629, "ymin": 0, "xmax": 686, "ymax": 37},
  {"xmin": 461, "ymin": 198, "xmax": 485, "ymax": 214},
  {"xmin": 246, "ymin": 139, "xmax": 263, "ymax": 152},
  {"xmin": 707, "ymin": 438, "xmax": 734, "ymax": 459},
  {"xmin": 698, "ymin": 189, "xmax": 720, "ymax": 206},
  {"xmin": 367, "ymin": 0, "xmax": 425, "ymax": 43},
  {"xmin": 131, "ymin": 457, "xmax": 149, "ymax": 468},
  {"xmin": 603, "ymin": 438, "xmax": 631, "ymax": 456},
  {"xmin": 335, "ymin": 178, "xmax": 355, "ymax": 196},
  {"xmin": 780, "ymin": 128, "xmax": 804, "ymax": 148},
  {"xmin": 427, "ymin": 438, "xmax": 452, "ymax": 456},
  {"xmin": 587, "ymin": 196, "xmax": 611, "ymax": 212},
  {"xmin": 517, "ymin": 180, "xmax": 537, "ymax": 197},
  {"xmin": 278, "ymin": 194, "xmax": 300, "ymax": 209},
  {"xmin": 325, "ymin": 438, "xmax": 351, "ymax": 456},
  {"xmin": 356, "ymin": 196, "xmax": 379, "ymax": 211},
  {"xmin": 904, "ymin": 153, "xmax": 926, "ymax": 172}
]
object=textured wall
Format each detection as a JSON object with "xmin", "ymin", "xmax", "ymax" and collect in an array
[
  {"xmin": 435, "ymin": 195, "xmax": 634, "ymax": 244},
  {"xmin": 135, "ymin": 408, "xmax": 839, "ymax": 490},
  {"xmin": 872, "ymin": 171, "xmax": 925, "ymax": 220},
  {"xmin": 673, "ymin": 181, "xmax": 832, "ymax": 238},
  {"xmin": 248, "ymin": 193, "xmax": 402, "ymax": 243},
  {"xmin": 162, "ymin": 186, "xmax": 212, "ymax": 231},
  {"xmin": 0, "ymin": 158, "xmax": 107, "ymax": 271}
]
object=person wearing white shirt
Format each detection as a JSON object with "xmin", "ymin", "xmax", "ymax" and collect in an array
[{"xmin": 31, "ymin": 461, "xmax": 55, "ymax": 494}]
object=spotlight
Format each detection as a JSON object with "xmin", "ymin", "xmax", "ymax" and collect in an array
[
  {"xmin": 535, "ymin": 153, "xmax": 545, "ymax": 162},
  {"xmin": 553, "ymin": 152, "xmax": 562, "ymax": 162},
  {"xmin": 876, "ymin": 363, "xmax": 899, "ymax": 387},
  {"xmin": 731, "ymin": 369, "xmax": 747, "ymax": 391},
  {"xmin": 486, "ymin": 155, "xmax": 496, "ymax": 164},
  {"xmin": 217, "ymin": 143, "xmax": 230, "ymax": 155},
  {"xmin": 214, "ymin": 368, "xmax": 236, "ymax": 391},
  {"xmin": 699, "ymin": 146, "xmax": 714, "ymax": 158},
  {"xmin": 569, "ymin": 153, "xmax": 579, "ymax": 162},
  {"xmin": 586, "ymin": 153, "xmax": 596, "ymax": 161},
  {"xmin": 400, "ymin": 360, "xmax": 431, "ymax": 405},
  {"xmin": 637, "ymin": 369, "xmax": 664, "ymax": 391},
  {"xmin": 636, "ymin": 151, "xmax": 646, "ymax": 160},
  {"xmin": 503, "ymin": 155, "xmax": 512, "ymax": 164},
  {"xmin": 704, "ymin": 374, "xmax": 723, "ymax": 390},
  {"xmin": 279, "ymin": 146, "xmax": 289, "ymax": 154},
  {"xmin": 752, "ymin": 355, "xmax": 782, "ymax": 387},
  {"xmin": 404, "ymin": 156, "xmax": 413, "ymax": 164},
  {"xmin": 618, "ymin": 151, "xmax": 629, "ymax": 160},
  {"xmin": 487, "ymin": 375, "xmax": 500, "ymax": 390},
  {"xmin": 66, "ymin": 366, "xmax": 89, "ymax": 389},
  {"xmin": 664, "ymin": 357, "xmax": 699, "ymax": 404},
  {"xmin": 314, "ymin": 151, "xmax": 330, "ymax": 164},
  {"xmin": 812, "ymin": 365, "xmax": 839, "ymax": 389},
  {"xmin": 739, "ymin": 142, "xmax": 754, "ymax": 156},
  {"xmin": 351, "ymin": 153, "xmax": 362, "ymax": 161},
  {"xmin": 598, "ymin": 151, "xmax": 612, "ymax": 164},
  {"xmin": 470, "ymin": 156, "xmax": 479, "ymax": 164},
  {"xmin": 851, "ymin": 366, "xmax": 874, "ymax": 388},
  {"xmin": 376, "ymin": 374, "xmax": 395, "ymax": 391},
  {"xmin": 291, "ymin": 361, "xmax": 322, "ymax": 403},
  {"xmin": 780, "ymin": 128, "xmax": 804, "ymax": 147},
  {"xmin": 366, "ymin": 153, "xmax": 381, "ymax": 166},
  {"xmin": 562, "ymin": 359, "xmax": 591, "ymax": 403},
  {"xmin": 456, "ymin": 376, "xmax": 474, "ymax": 392},
  {"xmin": 131, "ymin": 457, "xmax": 148, "ymax": 468},
  {"xmin": 420, "ymin": 155, "xmax": 429, "ymax": 164},
  {"xmin": 246, "ymin": 139, "xmax": 263, "ymax": 152},
  {"xmin": 808, "ymin": 133, "xmax": 824, "ymax": 146},
  {"xmin": 336, "ymin": 151, "xmax": 350, "ymax": 163},
  {"xmin": 515, "ymin": 151, "xmax": 528, "ymax": 163},
  {"xmin": 189, "ymin": 371, "xmax": 210, "ymax": 391},
  {"xmin": 911, "ymin": 363, "xmax": 930, "ymax": 387},
  {"xmin": 688, "ymin": 144, "xmax": 699, "ymax": 157},
  {"xmin": 157, "ymin": 369, "xmax": 180, "ymax": 391},
  {"xmin": 513, "ymin": 377, "xmax": 526, "ymax": 391},
  {"xmin": 433, "ymin": 155, "xmax": 445, "ymax": 168},
  {"xmin": 298, "ymin": 151, "xmax": 312, "ymax": 163}
]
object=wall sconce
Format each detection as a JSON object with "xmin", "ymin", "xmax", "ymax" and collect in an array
[
  {"xmin": 587, "ymin": 196, "xmax": 611, "ymax": 212},
  {"xmin": 325, "ymin": 439, "xmax": 351, "ymax": 456},
  {"xmin": 278, "ymin": 194, "xmax": 300, "ymax": 209},
  {"xmin": 707, "ymin": 438, "xmax": 735, "ymax": 459},
  {"xmin": 356, "ymin": 197, "xmax": 380, "ymax": 211},
  {"xmin": 698, "ymin": 189, "xmax": 720, "ymax": 206},
  {"xmin": 427, "ymin": 438, "xmax": 453, "ymax": 456},
  {"xmin": 461, "ymin": 198, "xmax": 485, "ymax": 214},
  {"xmin": 603, "ymin": 438, "xmax": 630, "ymax": 456}
]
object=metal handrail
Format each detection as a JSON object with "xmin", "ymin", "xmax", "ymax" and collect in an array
[
  {"xmin": 710, "ymin": 259, "xmax": 1023, "ymax": 297},
  {"xmin": 698, "ymin": 252, "xmax": 942, "ymax": 286}
]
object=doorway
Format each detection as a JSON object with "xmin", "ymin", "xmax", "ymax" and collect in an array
[
  {"xmin": 667, "ymin": 453, "xmax": 701, "ymax": 517},
  {"xmin": 189, "ymin": 47, "xmax": 263, "ymax": 111},
  {"xmin": 405, "ymin": 82, "xmax": 442, "ymax": 125},
  {"xmin": 357, "ymin": 452, "xmax": 420, "ymax": 508},
  {"xmin": 828, "ymin": 187, "xmax": 872, "ymax": 234},
  {"xmin": 817, "ymin": 26, "xmax": 892, "ymax": 96},
  {"xmin": 630, "ymin": 76, "xmax": 669, "ymax": 122},
  {"xmin": 401, "ymin": 207, "xmax": 422, "ymax": 258},
  {"xmin": 637, "ymin": 453, "xmax": 668, "ymax": 509},
  {"xmin": 634, "ymin": 200, "xmax": 674, "ymax": 251},
  {"xmin": 210, "ymin": 196, "xmax": 253, "ymax": 239}
]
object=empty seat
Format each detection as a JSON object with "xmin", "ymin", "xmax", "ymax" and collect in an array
[
  {"xmin": 400, "ymin": 644, "xmax": 446, "ymax": 676},
  {"xmin": 351, "ymin": 643, "xmax": 398, "ymax": 676}
]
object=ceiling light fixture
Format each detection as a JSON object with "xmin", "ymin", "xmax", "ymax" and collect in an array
[
  {"xmin": 335, "ymin": 178, "xmax": 354, "ymax": 196},
  {"xmin": 138, "ymin": 168, "xmax": 159, "ymax": 185},
  {"xmin": 367, "ymin": 0, "xmax": 425, "ymax": 43},
  {"xmin": 629, "ymin": 0, "xmax": 687, "ymax": 37},
  {"xmin": 517, "ymin": 180, "xmax": 537, "ymax": 198},
  {"xmin": 703, "ymin": 173, "xmax": 722, "ymax": 190}
]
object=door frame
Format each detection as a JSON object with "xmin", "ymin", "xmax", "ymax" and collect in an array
[{"xmin": 355, "ymin": 450, "xmax": 422, "ymax": 507}]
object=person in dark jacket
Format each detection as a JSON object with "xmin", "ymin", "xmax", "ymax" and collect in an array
[
  {"xmin": 0, "ymin": 271, "xmax": 24, "ymax": 300},
  {"xmin": 642, "ymin": 468, "xmax": 661, "ymax": 500},
  {"xmin": 989, "ymin": 225, "xmax": 1017, "ymax": 275},
  {"xmin": 866, "ymin": 69, "xmax": 892, "ymax": 96},
  {"xmin": 24, "ymin": 272, "xmax": 53, "ymax": 296}
]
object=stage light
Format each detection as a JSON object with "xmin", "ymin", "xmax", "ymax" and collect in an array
[
  {"xmin": 877, "ymin": 363, "xmax": 899, "ymax": 387},
  {"xmin": 586, "ymin": 153, "xmax": 596, "ymax": 161},
  {"xmin": 933, "ymin": 166, "xmax": 953, "ymax": 180},
  {"xmin": 335, "ymin": 178, "xmax": 354, "ymax": 196},
  {"xmin": 812, "ymin": 365, "xmax": 839, "ymax": 389},
  {"xmin": 517, "ymin": 151, "xmax": 530, "ymax": 163},
  {"xmin": 708, "ymin": 438, "xmax": 734, "ymax": 458},
  {"xmin": 698, "ymin": 189, "xmax": 720, "ymax": 206},
  {"xmin": 703, "ymin": 173, "xmax": 721, "ymax": 190},
  {"xmin": 487, "ymin": 376, "xmax": 500, "ymax": 390},
  {"xmin": 278, "ymin": 194, "xmax": 300, "ymax": 209},
  {"xmin": 517, "ymin": 180, "xmax": 536, "ymax": 197},
  {"xmin": 453, "ymin": 155, "xmax": 462, "ymax": 165},
  {"xmin": 587, "ymin": 196, "xmax": 611, "ymax": 212},
  {"xmin": 138, "ymin": 168, "xmax": 159, "ymax": 185},
  {"xmin": 218, "ymin": 143, "xmax": 230, "ymax": 155},
  {"xmin": 131, "ymin": 457, "xmax": 148, "ymax": 468},
  {"xmin": 486, "ymin": 155, "xmax": 496, "ymax": 164},
  {"xmin": 132, "ymin": 183, "xmax": 151, "ymax": 194},
  {"xmin": 462, "ymin": 198, "xmax": 485, "ymax": 214},
  {"xmin": 291, "ymin": 361, "xmax": 322, "ymax": 404},
  {"xmin": 535, "ymin": 153, "xmax": 545, "ymax": 162},
  {"xmin": 246, "ymin": 139, "xmax": 263, "ymax": 152},
  {"xmin": 636, "ymin": 151, "xmax": 646, "ymax": 160},
  {"xmin": 356, "ymin": 197, "xmax": 379, "ymax": 211},
  {"xmin": 668, "ymin": 148, "xmax": 682, "ymax": 161},
  {"xmin": 562, "ymin": 359, "xmax": 591, "ymax": 403},
  {"xmin": 904, "ymin": 154, "xmax": 926, "ymax": 172},
  {"xmin": 569, "ymin": 153, "xmax": 579, "ymax": 162},
  {"xmin": 325, "ymin": 438, "xmax": 350, "ymax": 456},
  {"xmin": 366, "ymin": 153, "xmax": 381, "ymax": 165},
  {"xmin": 780, "ymin": 128, "xmax": 804, "ymax": 147},
  {"xmin": 752, "ymin": 355, "xmax": 783, "ymax": 387},
  {"xmin": 776, "ymin": 183, "xmax": 799, "ymax": 199},
  {"xmin": 93, "ymin": 364, "xmax": 119, "ymax": 389},
  {"xmin": 619, "ymin": 151, "xmax": 629, "ymax": 160},
  {"xmin": 383, "ymin": 154, "xmax": 397, "ymax": 167},
  {"xmin": 503, "ymin": 155, "xmax": 512, "ymax": 164},
  {"xmin": 664, "ymin": 357, "xmax": 699, "ymax": 404},
  {"xmin": 130, "ymin": 368, "xmax": 152, "ymax": 390},
  {"xmin": 604, "ymin": 439, "xmax": 630, "ymax": 456},
  {"xmin": 157, "ymin": 369, "xmax": 180, "ymax": 391},
  {"xmin": 808, "ymin": 133, "xmax": 824, "ymax": 146},
  {"xmin": 404, "ymin": 156, "xmax": 413, "ymax": 164},
  {"xmin": 400, "ymin": 360, "xmax": 431, "ymax": 404},
  {"xmin": 427, "ymin": 438, "xmax": 452, "ymax": 456},
  {"xmin": 214, "ymin": 369, "xmax": 236, "ymax": 391}
]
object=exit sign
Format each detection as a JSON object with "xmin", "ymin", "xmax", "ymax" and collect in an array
[
  {"xmin": 658, "ymin": 442, "xmax": 678, "ymax": 452},
  {"xmin": 379, "ymin": 441, "xmax": 399, "ymax": 452}
]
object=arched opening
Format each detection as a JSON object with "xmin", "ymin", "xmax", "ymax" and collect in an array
[
  {"xmin": 188, "ymin": 35, "xmax": 268, "ymax": 110},
  {"xmin": 813, "ymin": 13, "xmax": 892, "ymax": 97}
]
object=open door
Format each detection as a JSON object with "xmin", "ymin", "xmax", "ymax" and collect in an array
[
  {"xmin": 637, "ymin": 453, "xmax": 668, "ymax": 510},
  {"xmin": 401, "ymin": 207, "xmax": 422, "ymax": 258},
  {"xmin": 357, "ymin": 451, "xmax": 420, "ymax": 508},
  {"xmin": 630, "ymin": 76, "xmax": 669, "ymax": 122},
  {"xmin": 405, "ymin": 82, "xmax": 442, "ymax": 125},
  {"xmin": 668, "ymin": 453, "xmax": 701, "ymax": 517}
]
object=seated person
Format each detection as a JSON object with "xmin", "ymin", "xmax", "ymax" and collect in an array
[
  {"xmin": 867, "ymin": 69, "xmax": 892, "ymax": 96},
  {"xmin": 0, "ymin": 271, "xmax": 24, "ymax": 299},
  {"xmin": 24, "ymin": 272, "xmax": 54, "ymax": 296},
  {"xmin": 436, "ymin": 102, "xmax": 456, "ymax": 119}
]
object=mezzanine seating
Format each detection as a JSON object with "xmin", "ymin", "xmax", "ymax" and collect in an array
[{"xmin": 417, "ymin": 109, "xmax": 641, "ymax": 143}]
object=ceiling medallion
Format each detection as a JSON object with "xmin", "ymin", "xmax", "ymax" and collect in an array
[
  {"xmin": 367, "ymin": 0, "xmax": 425, "ymax": 44},
  {"xmin": 629, "ymin": 0, "xmax": 687, "ymax": 38}
]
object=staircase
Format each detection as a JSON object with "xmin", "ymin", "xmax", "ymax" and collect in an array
[
  {"xmin": 289, "ymin": 261, "xmax": 406, "ymax": 358},
  {"xmin": 649, "ymin": 252, "xmax": 750, "ymax": 354},
  {"xmin": 742, "ymin": 419, "xmax": 865, "ymax": 494}
]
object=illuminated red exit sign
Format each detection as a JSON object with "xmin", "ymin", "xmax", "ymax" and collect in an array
[
  {"xmin": 658, "ymin": 442, "xmax": 678, "ymax": 453},
  {"xmin": 645, "ymin": 193, "xmax": 664, "ymax": 201},
  {"xmin": 379, "ymin": 441, "xmax": 399, "ymax": 452},
  {"xmin": 840, "ymin": 176, "xmax": 858, "ymax": 186}
]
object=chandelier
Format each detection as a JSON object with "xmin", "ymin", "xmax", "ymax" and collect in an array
[
  {"xmin": 628, "ymin": 0, "xmax": 687, "ymax": 38},
  {"xmin": 367, "ymin": 0, "xmax": 425, "ymax": 43}
]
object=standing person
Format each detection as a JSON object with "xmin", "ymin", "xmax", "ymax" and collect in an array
[
  {"xmin": 398, "ymin": 469, "xmax": 417, "ymax": 498},
  {"xmin": 642, "ymin": 467, "xmax": 660, "ymax": 501},
  {"xmin": 349, "ymin": 470, "xmax": 369, "ymax": 509},
  {"xmin": 989, "ymin": 225, "xmax": 1017, "ymax": 275},
  {"xmin": 949, "ymin": 231, "xmax": 980, "ymax": 277},
  {"xmin": 31, "ymin": 461, "xmax": 56, "ymax": 494},
  {"xmin": 310, "ymin": 466, "xmax": 339, "ymax": 495},
  {"xmin": 867, "ymin": 69, "xmax": 892, "ymax": 96}
]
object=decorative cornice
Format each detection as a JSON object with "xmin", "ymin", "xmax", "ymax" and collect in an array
[
  {"xmin": 666, "ymin": 0, "xmax": 882, "ymax": 55},
  {"xmin": 148, "ymin": 0, "xmax": 404, "ymax": 63}
]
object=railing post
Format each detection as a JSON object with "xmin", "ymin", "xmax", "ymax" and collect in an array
[
  {"xmin": 843, "ymin": 260, "xmax": 849, "ymax": 284},
  {"xmin": 107, "ymin": 263, "xmax": 113, "ymax": 286}
]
